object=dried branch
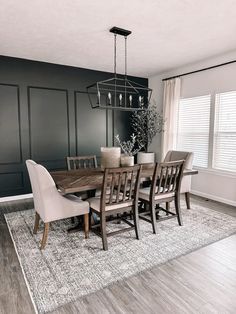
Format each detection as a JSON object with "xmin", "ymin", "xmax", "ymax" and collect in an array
[
  {"xmin": 131, "ymin": 101, "xmax": 165, "ymax": 150},
  {"xmin": 115, "ymin": 134, "xmax": 143, "ymax": 156}
]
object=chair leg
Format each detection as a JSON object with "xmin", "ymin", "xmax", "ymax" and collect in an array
[
  {"xmin": 100, "ymin": 214, "xmax": 108, "ymax": 251},
  {"xmin": 133, "ymin": 205, "xmax": 140, "ymax": 240},
  {"xmin": 175, "ymin": 195, "xmax": 183, "ymax": 226},
  {"xmin": 149, "ymin": 203, "xmax": 157, "ymax": 234},
  {"xmin": 185, "ymin": 192, "xmax": 191, "ymax": 209},
  {"xmin": 116, "ymin": 213, "xmax": 121, "ymax": 224},
  {"xmin": 40, "ymin": 222, "xmax": 49, "ymax": 250},
  {"xmin": 33, "ymin": 212, "xmax": 40, "ymax": 234},
  {"xmin": 84, "ymin": 213, "xmax": 89, "ymax": 239},
  {"xmin": 166, "ymin": 202, "xmax": 169, "ymax": 215}
]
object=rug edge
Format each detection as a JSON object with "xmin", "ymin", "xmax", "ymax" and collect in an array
[
  {"xmin": 43, "ymin": 228, "xmax": 236, "ymax": 313},
  {"xmin": 4, "ymin": 214, "xmax": 39, "ymax": 314},
  {"xmin": 4, "ymin": 208, "xmax": 236, "ymax": 314}
]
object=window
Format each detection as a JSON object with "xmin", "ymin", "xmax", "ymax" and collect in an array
[
  {"xmin": 176, "ymin": 95, "xmax": 211, "ymax": 168},
  {"xmin": 176, "ymin": 91, "xmax": 236, "ymax": 173},
  {"xmin": 213, "ymin": 91, "xmax": 236, "ymax": 172}
]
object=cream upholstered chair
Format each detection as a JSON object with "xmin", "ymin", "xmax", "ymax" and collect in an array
[
  {"xmin": 26, "ymin": 160, "xmax": 90, "ymax": 249},
  {"xmin": 163, "ymin": 151, "xmax": 194, "ymax": 209}
]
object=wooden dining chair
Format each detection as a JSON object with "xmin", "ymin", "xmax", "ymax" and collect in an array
[
  {"xmin": 139, "ymin": 160, "xmax": 185, "ymax": 234},
  {"xmin": 88, "ymin": 165, "xmax": 142, "ymax": 251},
  {"xmin": 66, "ymin": 155, "xmax": 98, "ymax": 224},
  {"xmin": 67, "ymin": 155, "xmax": 97, "ymax": 170}
]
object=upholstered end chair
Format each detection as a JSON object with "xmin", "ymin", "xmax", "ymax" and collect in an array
[
  {"xmin": 26, "ymin": 160, "xmax": 90, "ymax": 249},
  {"xmin": 163, "ymin": 150, "xmax": 194, "ymax": 209}
]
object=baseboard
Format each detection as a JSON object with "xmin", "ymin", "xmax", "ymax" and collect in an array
[
  {"xmin": 191, "ymin": 190, "xmax": 236, "ymax": 207},
  {"xmin": 0, "ymin": 193, "xmax": 33, "ymax": 203}
]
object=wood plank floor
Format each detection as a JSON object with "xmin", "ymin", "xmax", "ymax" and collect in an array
[{"xmin": 0, "ymin": 195, "xmax": 235, "ymax": 314}]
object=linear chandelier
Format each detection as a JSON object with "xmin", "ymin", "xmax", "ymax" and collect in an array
[{"xmin": 87, "ymin": 26, "xmax": 152, "ymax": 111}]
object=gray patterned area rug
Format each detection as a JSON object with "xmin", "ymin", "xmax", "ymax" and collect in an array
[{"xmin": 5, "ymin": 200, "xmax": 236, "ymax": 314}]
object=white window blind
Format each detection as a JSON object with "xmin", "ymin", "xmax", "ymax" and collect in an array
[
  {"xmin": 213, "ymin": 91, "xmax": 236, "ymax": 172},
  {"xmin": 176, "ymin": 95, "xmax": 211, "ymax": 168}
]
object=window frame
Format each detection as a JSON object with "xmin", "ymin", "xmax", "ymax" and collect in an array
[{"xmin": 176, "ymin": 90, "xmax": 236, "ymax": 176}]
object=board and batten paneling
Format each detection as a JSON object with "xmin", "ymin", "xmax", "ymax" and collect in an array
[
  {"xmin": 0, "ymin": 84, "xmax": 25, "ymax": 195},
  {"xmin": 0, "ymin": 56, "xmax": 148, "ymax": 197},
  {"xmin": 28, "ymin": 87, "xmax": 70, "ymax": 167},
  {"xmin": 75, "ymin": 92, "xmax": 108, "ymax": 156},
  {"xmin": 0, "ymin": 84, "xmax": 22, "ymax": 164}
]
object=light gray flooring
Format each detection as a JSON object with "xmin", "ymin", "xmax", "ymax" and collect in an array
[{"xmin": 0, "ymin": 195, "xmax": 236, "ymax": 314}]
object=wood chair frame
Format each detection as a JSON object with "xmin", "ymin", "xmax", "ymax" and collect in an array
[
  {"xmin": 139, "ymin": 160, "xmax": 185, "ymax": 234},
  {"xmin": 33, "ymin": 212, "xmax": 89, "ymax": 250},
  {"xmin": 67, "ymin": 155, "xmax": 98, "ymax": 170},
  {"xmin": 90, "ymin": 165, "xmax": 142, "ymax": 250},
  {"xmin": 66, "ymin": 155, "xmax": 98, "ymax": 226}
]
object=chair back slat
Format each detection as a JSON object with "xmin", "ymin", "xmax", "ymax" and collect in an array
[
  {"xmin": 122, "ymin": 172, "xmax": 128, "ymax": 201},
  {"xmin": 116, "ymin": 173, "xmax": 122, "ymax": 203},
  {"xmin": 168, "ymin": 166, "xmax": 174, "ymax": 192},
  {"xmin": 157, "ymin": 166, "xmax": 164, "ymax": 193},
  {"xmin": 67, "ymin": 155, "xmax": 97, "ymax": 170},
  {"xmin": 172, "ymin": 165, "xmax": 180, "ymax": 191},
  {"xmin": 109, "ymin": 173, "xmax": 116, "ymax": 204},
  {"xmin": 151, "ymin": 160, "xmax": 185, "ymax": 200},
  {"xmin": 100, "ymin": 165, "xmax": 141, "ymax": 211},
  {"xmin": 129, "ymin": 171, "xmax": 135, "ymax": 200}
]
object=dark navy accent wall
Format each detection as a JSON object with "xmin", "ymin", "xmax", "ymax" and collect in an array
[{"xmin": 0, "ymin": 56, "xmax": 148, "ymax": 196}]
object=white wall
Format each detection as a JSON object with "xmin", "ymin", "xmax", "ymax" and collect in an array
[{"xmin": 149, "ymin": 50, "xmax": 236, "ymax": 206}]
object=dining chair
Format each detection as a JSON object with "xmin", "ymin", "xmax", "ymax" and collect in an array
[
  {"xmin": 163, "ymin": 151, "xmax": 194, "ymax": 209},
  {"xmin": 26, "ymin": 160, "xmax": 90, "ymax": 249},
  {"xmin": 88, "ymin": 165, "xmax": 142, "ymax": 251},
  {"xmin": 67, "ymin": 155, "xmax": 97, "ymax": 170},
  {"xmin": 139, "ymin": 160, "xmax": 185, "ymax": 234},
  {"xmin": 66, "ymin": 155, "xmax": 98, "ymax": 224}
]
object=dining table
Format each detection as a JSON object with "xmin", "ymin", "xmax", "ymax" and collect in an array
[
  {"xmin": 51, "ymin": 165, "xmax": 198, "ymax": 232},
  {"xmin": 51, "ymin": 165, "xmax": 198, "ymax": 195}
]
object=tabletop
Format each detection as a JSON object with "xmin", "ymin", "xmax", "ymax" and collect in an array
[{"xmin": 51, "ymin": 166, "xmax": 198, "ymax": 195}]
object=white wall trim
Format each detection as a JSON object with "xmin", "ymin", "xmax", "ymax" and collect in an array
[
  {"xmin": 0, "ymin": 193, "xmax": 33, "ymax": 203},
  {"xmin": 194, "ymin": 167, "xmax": 236, "ymax": 179},
  {"xmin": 191, "ymin": 190, "xmax": 236, "ymax": 207}
]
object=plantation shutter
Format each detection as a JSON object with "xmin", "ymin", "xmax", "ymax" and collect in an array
[
  {"xmin": 176, "ymin": 95, "xmax": 211, "ymax": 168},
  {"xmin": 213, "ymin": 91, "xmax": 236, "ymax": 172}
]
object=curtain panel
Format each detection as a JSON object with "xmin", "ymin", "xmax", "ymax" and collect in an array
[{"xmin": 161, "ymin": 77, "xmax": 181, "ymax": 159}]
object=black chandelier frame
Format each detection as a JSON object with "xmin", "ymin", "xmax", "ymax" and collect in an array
[{"xmin": 87, "ymin": 27, "xmax": 152, "ymax": 111}]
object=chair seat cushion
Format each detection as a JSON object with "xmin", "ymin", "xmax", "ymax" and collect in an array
[
  {"xmin": 139, "ymin": 187, "xmax": 175, "ymax": 201},
  {"xmin": 88, "ymin": 195, "xmax": 134, "ymax": 212}
]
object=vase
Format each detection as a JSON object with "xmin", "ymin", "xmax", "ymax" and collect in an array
[
  {"xmin": 120, "ymin": 155, "xmax": 134, "ymax": 167},
  {"xmin": 137, "ymin": 152, "xmax": 155, "ymax": 164},
  {"xmin": 100, "ymin": 147, "xmax": 121, "ymax": 169}
]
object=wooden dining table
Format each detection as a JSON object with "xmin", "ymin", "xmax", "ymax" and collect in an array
[{"xmin": 51, "ymin": 165, "xmax": 198, "ymax": 195}]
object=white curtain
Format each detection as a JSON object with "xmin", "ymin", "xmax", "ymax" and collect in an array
[{"xmin": 161, "ymin": 77, "xmax": 181, "ymax": 160}]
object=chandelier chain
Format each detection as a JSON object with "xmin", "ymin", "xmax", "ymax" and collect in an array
[
  {"xmin": 125, "ymin": 36, "xmax": 127, "ymax": 77},
  {"xmin": 114, "ymin": 34, "xmax": 117, "ymax": 78}
]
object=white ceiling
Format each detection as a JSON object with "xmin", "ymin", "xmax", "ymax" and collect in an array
[{"xmin": 1, "ymin": 0, "xmax": 236, "ymax": 77}]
